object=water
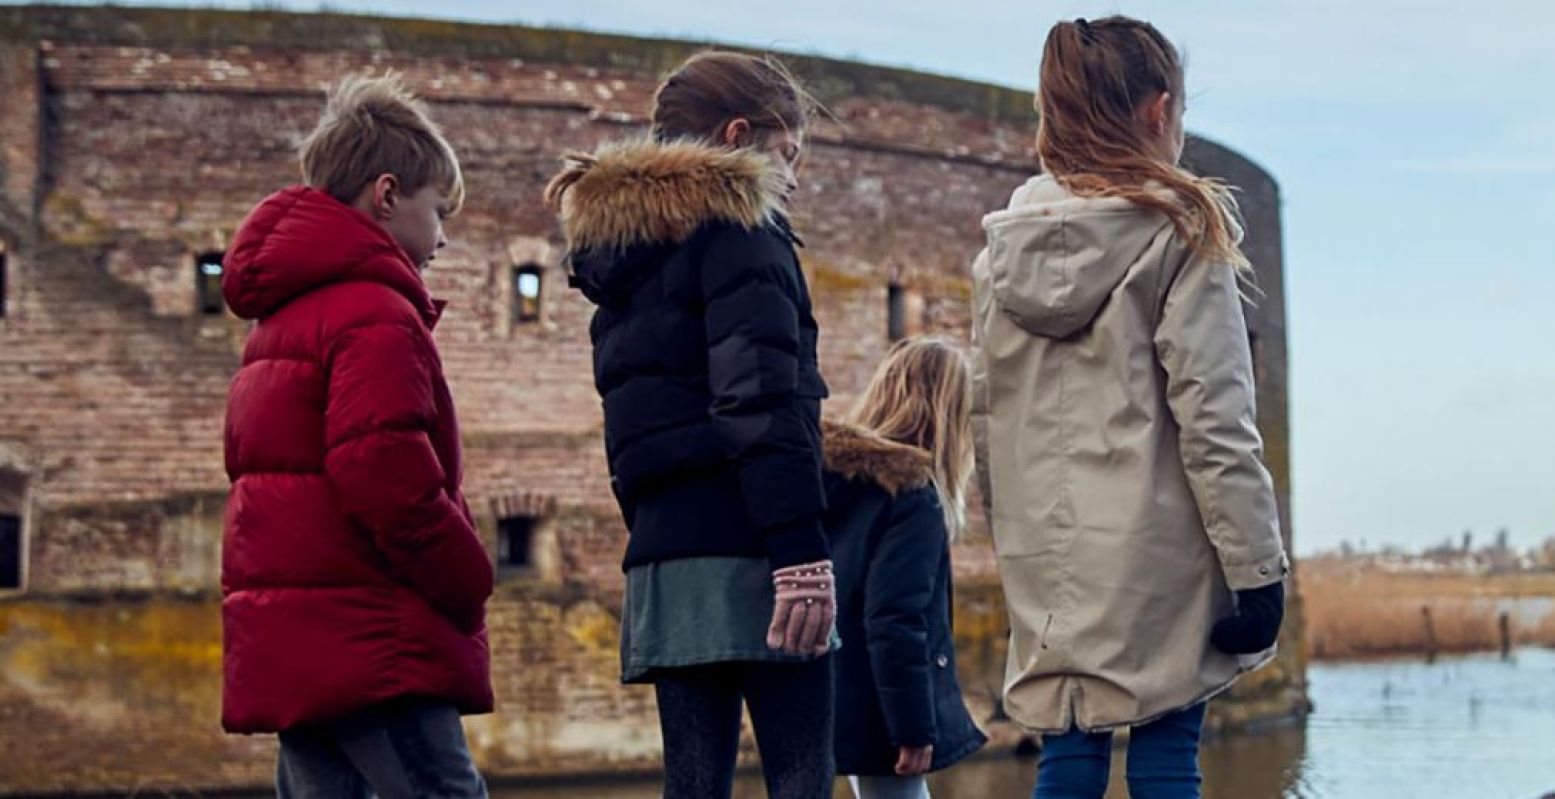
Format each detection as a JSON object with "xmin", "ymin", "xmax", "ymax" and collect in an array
[
  {"xmin": 1286, "ymin": 647, "xmax": 1555, "ymax": 799},
  {"xmin": 495, "ymin": 648, "xmax": 1555, "ymax": 799}
]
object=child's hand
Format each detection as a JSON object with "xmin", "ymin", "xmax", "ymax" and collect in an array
[
  {"xmin": 894, "ymin": 743, "xmax": 933, "ymax": 775},
  {"xmin": 1210, "ymin": 580, "xmax": 1285, "ymax": 654},
  {"xmin": 766, "ymin": 560, "xmax": 836, "ymax": 656}
]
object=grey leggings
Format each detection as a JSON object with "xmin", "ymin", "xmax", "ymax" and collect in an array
[{"xmin": 849, "ymin": 774, "xmax": 932, "ymax": 798}]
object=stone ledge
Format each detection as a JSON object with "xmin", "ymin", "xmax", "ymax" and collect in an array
[{"xmin": 1, "ymin": 5, "xmax": 1038, "ymax": 121}]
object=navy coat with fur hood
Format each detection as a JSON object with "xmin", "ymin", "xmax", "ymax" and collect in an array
[
  {"xmin": 822, "ymin": 420, "xmax": 987, "ymax": 775},
  {"xmin": 553, "ymin": 139, "xmax": 830, "ymax": 571}
]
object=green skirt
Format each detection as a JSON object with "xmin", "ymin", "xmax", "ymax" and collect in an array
[{"xmin": 621, "ymin": 556, "xmax": 840, "ymax": 683}]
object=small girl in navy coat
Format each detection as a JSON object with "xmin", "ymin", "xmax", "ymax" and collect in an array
[{"xmin": 823, "ymin": 336, "xmax": 988, "ymax": 798}]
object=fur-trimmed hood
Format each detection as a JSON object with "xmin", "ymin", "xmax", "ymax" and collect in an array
[
  {"xmin": 552, "ymin": 138, "xmax": 791, "ymax": 256},
  {"xmin": 822, "ymin": 419, "xmax": 933, "ymax": 496}
]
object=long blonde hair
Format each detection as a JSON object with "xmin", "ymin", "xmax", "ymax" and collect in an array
[
  {"xmin": 1037, "ymin": 16, "xmax": 1248, "ymax": 270},
  {"xmin": 847, "ymin": 336, "xmax": 973, "ymax": 539}
]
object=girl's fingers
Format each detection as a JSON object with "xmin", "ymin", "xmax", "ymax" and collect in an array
[
  {"xmin": 783, "ymin": 596, "xmax": 809, "ymax": 654},
  {"xmin": 796, "ymin": 599, "xmax": 826, "ymax": 652},
  {"xmin": 766, "ymin": 598, "xmax": 792, "ymax": 650},
  {"xmin": 811, "ymin": 599, "xmax": 836, "ymax": 655}
]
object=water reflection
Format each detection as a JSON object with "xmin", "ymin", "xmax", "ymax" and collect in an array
[
  {"xmin": 496, "ymin": 648, "xmax": 1555, "ymax": 799},
  {"xmin": 490, "ymin": 734, "xmax": 1312, "ymax": 799},
  {"xmin": 1199, "ymin": 723, "xmax": 1309, "ymax": 799}
]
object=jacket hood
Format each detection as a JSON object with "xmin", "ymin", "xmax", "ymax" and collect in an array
[
  {"xmin": 822, "ymin": 419, "xmax": 933, "ymax": 496},
  {"xmin": 222, "ymin": 186, "xmax": 438, "ymax": 324},
  {"xmin": 979, "ymin": 175, "xmax": 1171, "ymax": 339},
  {"xmin": 553, "ymin": 139, "xmax": 791, "ymax": 302}
]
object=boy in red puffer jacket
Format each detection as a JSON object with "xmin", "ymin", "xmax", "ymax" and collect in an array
[{"xmin": 220, "ymin": 73, "xmax": 492, "ymax": 798}]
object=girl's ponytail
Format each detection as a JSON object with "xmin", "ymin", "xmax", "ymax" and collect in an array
[{"xmin": 1038, "ymin": 17, "xmax": 1250, "ymax": 272}]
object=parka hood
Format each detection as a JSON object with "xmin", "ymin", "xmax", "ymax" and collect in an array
[
  {"xmin": 553, "ymin": 138, "xmax": 792, "ymax": 304},
  {"xmin": 979, "ymin": 175, "xmax": 1171, "ymax": 339},
  {"xmin": 822, "ymin": 419, "xmax": 934, "ymax": 496}
]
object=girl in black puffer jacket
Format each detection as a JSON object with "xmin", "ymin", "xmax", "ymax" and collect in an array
[
  {"xmin": 547, "ymin": 51, "xmax": 836, "ymax": 799},
  {"xmin": 823, "ymin": 337, "xmax": 988, "ymax": 798}
]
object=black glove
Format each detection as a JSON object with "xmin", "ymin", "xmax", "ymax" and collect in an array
[{"xmin": 1210, "ymin": 581, "xmax": 1285, "ymax": 654}]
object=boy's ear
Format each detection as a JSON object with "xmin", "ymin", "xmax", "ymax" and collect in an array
[{"xmin": 372, "ymin": 173, "xmax": 399, "ymax": 219}]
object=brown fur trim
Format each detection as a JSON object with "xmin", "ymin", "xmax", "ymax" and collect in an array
[
  {"xmin": 822, "ymin": 419, "xmax": 933, "ymax": 496},
  {"xmin": 554, "ymin": 138, "xmax": 788, "ymax": 254}
]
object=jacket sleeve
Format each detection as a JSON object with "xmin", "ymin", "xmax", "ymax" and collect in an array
[
  {"xmin": 323, "ymin": 320, "xmax": 494, "ymax": 630},
  {"xmin": 1154, "ymin": 254, "xmax": 1289, "ymax": 590},
  {"xmin": 865, "ymin": 487, "xmax": 943, "ymax": 747},
  {"xmin": 700, "ymin": 227, "xmax": 829, "ymax": 569},
  {"xmin": 969, "ymin": 249, "xmax": 995, "ymax": 524}
]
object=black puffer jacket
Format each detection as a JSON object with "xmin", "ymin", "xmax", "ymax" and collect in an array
[
  {"xmin": 821, "ymin": 421, "xmax": 987, "ymax": 776},
  {"xmin": 555, "ymin": 139, "xmax": 830, "ymax": 570}
]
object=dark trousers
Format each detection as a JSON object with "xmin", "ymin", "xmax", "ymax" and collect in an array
[
  {"xmin": 276, "ymin": 699, "xmax": 487, "ymax": 799},
  {"xmin": 1032, "ymin": 702, "xmax": 1208, "ymax": 799},
  {"xmin": 654, "ymin": 656, "xmax": 835, "ymax": 799}
]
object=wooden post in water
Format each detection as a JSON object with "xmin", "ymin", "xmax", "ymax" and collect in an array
[
  {"xmin": 1499, "ymin": 611, "xmax": 1512, "ymax": 659},
  {"xmin": 1420, "ymin": 605, "xmax": 1437, "ymax": 663}
]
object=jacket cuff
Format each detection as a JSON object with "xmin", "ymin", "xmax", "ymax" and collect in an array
[
  {"xmin": 1223, "ymin": 550, "xmax": 1290, "ymax": 591},
  {"xmin": 879, "ymin": 686, "xmax": 937, "ymax": 747},
  {"xmin": 761, "ymin": 514, "xmax": 830, "ymax": 571}
]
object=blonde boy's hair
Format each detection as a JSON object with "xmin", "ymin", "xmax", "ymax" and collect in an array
[{"xmin": 299, "ymin": 72, "xmax": 465, "ymax": 213}]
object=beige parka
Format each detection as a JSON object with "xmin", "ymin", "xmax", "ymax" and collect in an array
[{"xmin": 970, "ymin": 175, "xmax": 1289, "ymax": 733}]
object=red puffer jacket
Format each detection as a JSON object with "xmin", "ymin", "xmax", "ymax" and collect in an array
[{"xmin": 220, "ymin": 186, "xmax": 494, "ymax": 733}]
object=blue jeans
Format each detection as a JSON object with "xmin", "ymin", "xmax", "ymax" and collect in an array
[
  {"xmin": 1032, "ymin": 702, "xmax": 1206, "ymax": 799},
  {"xmin": 276, "ymin": 699, "xmax": 487, "ymax": 799}
]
